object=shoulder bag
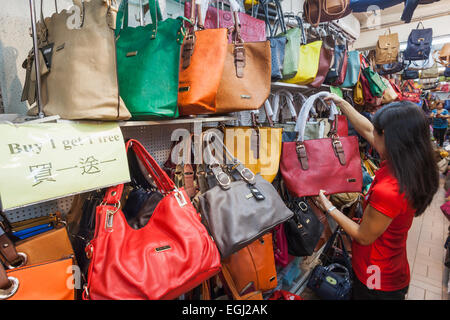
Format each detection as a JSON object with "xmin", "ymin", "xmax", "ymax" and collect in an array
[
  {"xmin": 361, "ymin": 55, "xmax": 387, "ymax": 98},
  {"xmin": 375, "ymin": 29, "xmax": 399, "ymax": 65},
  {"xmin": 0, "ymin": 256, "xmax": 75, "ymax": 300},
  {"xmin": 215, "ymin": 11, "xmax": 271, "ymax": 114},
  {"xmin": 404, "ymin": 22, "xmax": 433, "ymax": 61},
  {"xmin": 24, "ymin": 0, "xmax": 130, "ymax": 120},
  {"xmin": 309, "ymin": 30, "xmax": 335, "ymax": 88},
  {"xmin": 307, "ymin": 263, "xmax": 352, "ymax": 300},
  {"xmin": 280, "ymin": 92, "xmax": 363, "ymax": 197},
  {"xmin": 381, "ymin": 77, "xmax": 399, "ymax": 104},
  {"xmin": 436, "ymin": 43, "xmax": 450, "ymax": 67},
  {"xmin": 84, "ymin": 139, "xmax": 221, "ymax": 300},
  {"xmin": 221, "ymin": 233, "xmax": 278, "ymax": 294},
  {"xmin": 340, "ymin": 51, "xmax": 361, "ymax": 88},
  {"xmin": 283, "ymin": 40, "xmax": 323, "ymax": 85},
  {"xmin": 325, "ymin": 37, "xmax": 348, "ymax": 86},
  {"xmin": 184, "ymin": 0, "xmax": 266, "ymax": 43},
  {"xmin": 197, "ymin": 132, "xmax": 294, "ymax": 259},
  {"xmin": 178, "ymin": 0, "xmax": 229, "ymax": 115},
  {"xmin": 304, "ymin": 0, "xmax": 352, "ymax": 27},
  {"xmin": 421, "ymin": 63, "xmax": 440, "ymax": 79},
  {"xmin": 284, "ymin": 196, "xmax": 324, "ymax": 257},
  {"xmin": 403, "ymin": 68, "xmax": 420, "ymax": 80},
  {"xmin": 115, "ymin": 0, "xmax": 185, "ymax": 119}
]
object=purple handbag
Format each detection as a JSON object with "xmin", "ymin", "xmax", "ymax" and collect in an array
[
  {"xmin": 184, "ymin": 1, "xmax": 266, "ymax": 43},
  {"xmin": 440, "ymin": 201, "xmax": 450, "ymax": 222}
]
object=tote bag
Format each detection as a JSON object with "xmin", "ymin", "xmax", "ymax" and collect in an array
[
  {"xmin": 116, "ymin": 0, "xmax": 185, "ymax": 119},
  {"xmin": 341, "ymin": 51, "xmax": 361, "ymax": 88},
  {"xmin": 283, "ymin": 41, "xmax": 323, "ymax": 85}
]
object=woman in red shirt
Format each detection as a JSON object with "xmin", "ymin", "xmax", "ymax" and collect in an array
[{"xmin": 316, "ymin": 95, "xmax": 439, "ymax": 300}]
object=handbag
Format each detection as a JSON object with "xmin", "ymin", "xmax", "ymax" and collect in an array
[
  {"xmin": 220, "ymin": 266, "xmax": 263, "ymax": 300},
  {"xmin": 389, "ymin": 79, "xmax": 403, "ymax": 100},
  {"xmin": 330, "ymin": 13, "xmax": 361, "ymax": 40},
  {"xmin": 283, "ymin": 40, "xmax": 323, "ymax": 85},
  {"xmin": 375, "ymin": 29, "xmax": 399, "ymax": 65},
  {"xmin": 404, "ymin": 22, "xmax": 433, "ymax": 61},
  {"xmin": 436, "ymin": 43, "xmax": 450, "ymax": 67},
  {"xmin": 401, "ymin": 80, "xmax": 421, "ymax": 103},
  {"xmin": 178, "ymin": 0, "xmax": 229, "ymax": 115},
  {"xmin": 381, "ymin": 77, "xmax": 399, "ymax": 104},
  {"xmin": 197, "ymin": 132, "xmax": 294, "ymax": 259},
  {"xmin": 310, "ymin": 36, "xmax": 334, "ymax": 88},
  {"xmin": 115, "ymin": 0, "xmax": 184, "ymax": 119},
  {"xmin": 221, "ymin": 233, "xmax": 277, "ymax": 294},
  {"xmin": 0, "ymin": 256, "xmax": 75, "ymax": 300},
  {"xmin": 304, "ymin": 0, "xmax": 352, "ymax": 27},
  {"xmin": 84, "ymin": 139, "xmax": 221, "ymax": 300},
  {"xmin": 184, "ymin": 0, "xmax": 266, "ymax": 43},
  {"xmin": 353, "ymin": 76, "xmax": 364, "ymax": 106},
  {"xmin": 269, "ymin": 290, "xmax": 303, "ymax": 300},
  {"xmin": 361, "ymin": 55, "xmax": 387, "ymax": 98},
  {"xmin": 261, "ymin": 0, "xmax": 287, "ymax": 81},
  {"xmin": 273, "ymin": 224, "xmax": 289, "ymax": 267},
  {"xmin": 23, "ymin": 0, "xmax": 131, "ymax": 120},
  {"xmin": 307, "ymin": 263, "xmax": 352, "ymax": 300},
  {"xmin": 403, "ymin": 68, "xmax": 420, "ymax": 80},
  {"xmin": 280, "ymin": 92, "xmax": 363, "ymax": 197},
  {"xmin": 284, "ymin": 197, "xmax": 325, "ymax": 257},
  {"xmin": 421, "ymin": 63, "xmax": 440, "ymax": 79},
  {"xmin": 224, "ymin": 116, "xmax": 282, "ymax": 183},
  {"xmin": 0, "ymin": 226, "xmax": 74, "ymax": 269},
  {"xmin": 215, "ymin": 11, "xmax": 272, "ymax": 114},
  {"xmin": 320, "ymin": 229, "xmax": 353, "ymax": 272},
  {"xmin": 325, "ymin": 40, "xmax": 347, "ymax": 85},
  {"xmin": 341, "ymin": 51, "xmax": 361, "ymax": 88}
]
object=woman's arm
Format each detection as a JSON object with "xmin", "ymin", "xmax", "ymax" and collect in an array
[
  {"xmin": 325, "ymin": 94, "xmax": 375, "ymax": 146},
  {"xmin": 315, "ymin": 190, "xmax": 393, "ymax": 246}
]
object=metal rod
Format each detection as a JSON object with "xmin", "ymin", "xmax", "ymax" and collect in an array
[{"xmin": 29, "ymin": 0, "xmax": 44, "ymax": 118}]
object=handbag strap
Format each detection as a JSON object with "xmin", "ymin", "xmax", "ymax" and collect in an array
[
  {"xmin": 220, "ymin": 265, "xmax": 263, "ymax": 300},
  {"xmin": 294, "ymin": 92, "xmax": 339, "ymax": 142},
  {"xmin": 416, "ymin": 21, "xmax": 425, "ymax": 29},
  {"xmin": 260, "ymin": 0, "xmax": 286, "ymax": 37},
  {"xmin": 0, "ymin": 234, "xmax": 26, "ymax": 269},
  {"xmin": 116, "ymin": 0, "xmax": 164, "ymax": 37},
  {"xmin": 271, "ymin": 89, "xmax": 298, "ymax": 123},
  {"xmin": 326, "ymin": 263, "xmax": 350, "ymax": 279}
]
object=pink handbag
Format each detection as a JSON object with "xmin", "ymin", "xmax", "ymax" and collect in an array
[
  {"xmin": 273, "ymin": 224, "xmax": 289, "ymax": 268},
  {"xmin": 184, "ymin": 1, "xmax": 266, "ymax": 43},
  {"xmin": 441, "ymin": 202, "xmax": 450, "ymax": 222}
]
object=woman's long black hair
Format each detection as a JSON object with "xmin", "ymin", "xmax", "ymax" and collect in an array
[{"xmin": 372, "ymin": 101, "xmax": 439, "ymax": 217}]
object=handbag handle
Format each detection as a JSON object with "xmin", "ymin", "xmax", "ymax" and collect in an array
[
  {"xmin": 115, "ymin": 0, "xmax": 164, "ymax": 37},
  {"xmin": 0, "ymin": 233, "xmax": 27, "ymax": 270},
  {"xmin": 271, "ymin": 89, "xmax": 298, "ymax": 123},
  {"xmin": 416, "ymin": 21, "xmax": 425, "ymax": 29},
  {"xmin": 0, "ymin": 262, "xmax": 20, "ymax": 300},
  {"xmin": 273, "ymin": 13, "xmax": 307, "ymax": 45},
  {"xmin": 323, "ymin": 0, "xmax": 348, "ymax": 17},
  {"xmin": 294, "ymin": 92, "xmax": 339, "ymax": 142},
  {"xmin": 326, "ymin": 263, "xmax": 350, "ymax": 279},
  {"xmin": 259, "ymin": 0, "xmax": 286, "ymax": 37}
]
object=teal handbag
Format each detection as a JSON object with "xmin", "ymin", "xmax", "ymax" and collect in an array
[
  {"xmin": 115, "ymin": 0, "xmax": 185, "ymax": 119},
  {"xmin": 340, "ymin": 51, "xmax": 360, "ymax": 88}
]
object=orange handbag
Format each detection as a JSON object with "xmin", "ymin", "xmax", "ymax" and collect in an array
[
  {"xmin": 215, "ymin": 11, "xmax": 271, "ymax": 114},
  {"xmin": 0, "ymin": 256, "xmax": 75, "ymax": 300},
  {"xmin": 220, "ymin": 267, "xmax": 263, "ymax": 300},
  {"xmin": 221, "ymin": 233, "xmax": 277, "ymax": 295},
  {"xmin": 178, "ymin": 0, "xmax": 228, "ymax": 115}
]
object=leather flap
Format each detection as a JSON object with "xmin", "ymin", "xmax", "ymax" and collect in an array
[
  {"xmin": 378, "ymin": 33, "xmax": 399, "ymax": 49},
  {"xmin": 409, "ymin": 28, "xmax": 433, "ymax": 45}
]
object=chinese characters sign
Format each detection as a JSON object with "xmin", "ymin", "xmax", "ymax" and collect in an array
[{"xmin": 0, "ymin": 122, "xmax": 130, "ymax": 210}]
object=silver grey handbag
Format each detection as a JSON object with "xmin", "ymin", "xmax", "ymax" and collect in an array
[{"xmin": 197, "ymin": 132, "xmax": 294, "ymax": 259}]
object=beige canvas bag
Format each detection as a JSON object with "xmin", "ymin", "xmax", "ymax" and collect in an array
[
  {"xmin": 23, "ymin": 0, "xmax": 130, "ymax": 120},
  {"xmin": 375, "ymin": 29, "xmax": 399, "ymax": 65}
]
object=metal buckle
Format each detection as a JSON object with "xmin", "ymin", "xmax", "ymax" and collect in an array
[
  {"xmin": 104, "ymin": 201, "xmax": 120, "ymax": 231},
  {"xmin": 210, "ymin": 164, "xmax": 231, "ymax": 190},
  {"xmin": 174, "ymin": 189, "xmax": 187, "ymax": 208},
  {"xmin": 0, "ymin": 277, "xmax": 19, "ymax": 300},
  {"xmin": 298, "ymin": 202, "xmax": 308, "ymax": 212},
  {"xmin": 5, "ymin": 252, "xmax": 28, "ymax": 270},
  {"xmin": 237, "ymin": 166, "xmax": 256, "ymax": 185}
]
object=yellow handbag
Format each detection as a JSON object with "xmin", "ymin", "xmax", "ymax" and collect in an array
[
  {"xmin": 354, "ymin": 78, "xmax": 364, "ymax": 106},
  {"xmin": 224, "ymin": 122, "xmax": 282, "ymax": 183},
  {"xmin": 381, "ymin": 77, "xmax": 398, "ymax": 104},
  {"xmin": 283, "ymin": 40, "xmax": 322, "ymax": 85}
]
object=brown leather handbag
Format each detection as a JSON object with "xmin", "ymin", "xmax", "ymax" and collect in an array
[
  {"xmin": 0, "ymin": 226, "xmax": 74, "ymax": 268},
  {"xmin": 304, "ymin": 0, "xmax": 351, "ymax": 27},
  {"xmin": 221, "ymin": 233, "xmax": 277, "ymax": 295},
  {"xmin": 307, "ymin": 199, "xmax": 332, "ymax": 252},
  {"xmin": 220, "ymin": 267, "xmax": 263, "ymax": 300},
  {"xmin": 435, "ymin": 43, "xmax": 450, "ymax": 67},
  {"xmin": 310, "ymin": 38, "xmax": 334, "ymax": 88},
  {"xmin": 178, "ymin": 0, "xmax": 229, "ymax": 115},
  {"xmin": 215, "ymin": 11, "xmax": 271, "ymax": 114}
]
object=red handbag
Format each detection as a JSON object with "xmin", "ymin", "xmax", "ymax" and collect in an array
[
  {"xmin": 184, "ymin": 1, "xmax": 266, "ymax": 43},
  {"xmin": 280, "ymin": 92, "xmax": 363, "ymax": 197},
  {"xmin": 84, "ymin": 140, "xmax": 221, "ymax": 300},
  {"xmin": 389, "ymin": 78, "xmax": 403, "ymax": 101},
  {"xmin": 359, "ymin": 56, "xmax": 382, "ymax": 108},
  {"xmin": 401, "ymin": 80, "xmax": 421, "ymax": 103}
]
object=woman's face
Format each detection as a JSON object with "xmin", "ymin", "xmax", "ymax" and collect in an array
[
  {"xmin": 373, "ymin": 128, "xmax": 386, "ymax": 159},
  {"xmin": 436, "ymin": 102, "xmax": 444, "ymax": 110}
]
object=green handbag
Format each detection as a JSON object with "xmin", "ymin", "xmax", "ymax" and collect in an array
[
  {"xmin": 361, "ymin": 56, "xmax": 387, "ymax": 98},
  {"xmin": 115, "ymin": 0, "xmax": 185, "ymax": 119}
]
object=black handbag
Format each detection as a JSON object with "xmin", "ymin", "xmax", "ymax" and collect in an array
[
  {"xmin": 284, "ymin": 196, "xmax": 324, "ymax": 257},
  {"xmin": 378, "ymin": 61, "xmax": 405, "ymax": 75},
  {"xmin": 404, "ymin": 22, "xmax": 433, "ymax": 61},
  {"xmin": 445, "ymin": 66, "xmax": 450, "ymax": 78},
  {"xmin": 307, "ymin": 263, "xmax": 352, "ymax": 300},
  {"xmin": 402, "ymin": 69, "xmax": 419, "ymax": 80},
  {"xmin": 320, "ymin": 228, "xmax": 352, "ymax": 273}
]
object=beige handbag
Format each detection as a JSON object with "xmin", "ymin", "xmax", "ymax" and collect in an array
[
  {"xmin": 381, "ymin": 77, "xmax": 398, "ymax": 104},
  {"xmin": 23, "ymin": 0, "xmax": 131, "ymax": 120},
  {"xmin": 375, "ymin": 29, "xmax": 399, "ymax": 65},
  {"xmin": 436, "ymin": 43, "xmax": 450, "ymax": 67},
  {"xmin": 421, "ymin": 63, "xmax": 440, "ymax": 79}
]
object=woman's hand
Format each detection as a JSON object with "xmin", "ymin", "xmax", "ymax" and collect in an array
[
  {"xmin": 314, "ymin": 190, "xmax": 334, "ymax": 212},
  {"xmin": 324, "ymin": 93, "xmax": 348, "ymax": 109}
]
